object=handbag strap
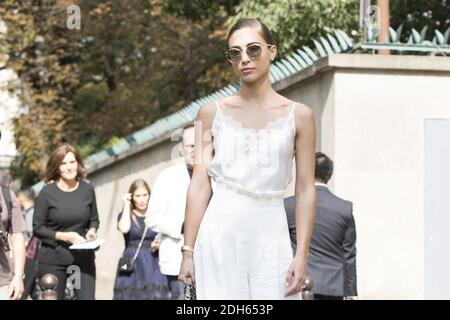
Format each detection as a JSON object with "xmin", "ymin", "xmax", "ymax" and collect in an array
[{"xmin": 131, "ymin": 225, "xmax": 148, "ymax": 263}]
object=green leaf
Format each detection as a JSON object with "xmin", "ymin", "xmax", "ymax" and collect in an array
[
  {"xmin": 326, "ymin": 33, "xmax": 342, "ymax": 53},
  {"xmin": 389, "ymin": 27, "xmax": 397, "ymax": 43},
  {"xmin": 396, "ymin": 24, "xmax": 403, "ymax": 42},
  {"xmin": 301, "ymin": 46, "xmax": 319, "ymax": 61},
  {"xmin": 313, "ymin": 39, "xmax": 327, "ymax": 57},
  {"xmin": 420, "ymin": 25, "xmax": 428, "ymax": 41},
  {"xmin": 434, "ymin": 30, "xmax": 444, "ymax": 45},
  {"xmin": 412, "ymin": 28, "xmax": 421, "ymax": 43},
  {"xmin": 444, "ymin": 27, "xmax": 450, "ymax": 45}
]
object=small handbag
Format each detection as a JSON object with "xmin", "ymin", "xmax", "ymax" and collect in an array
[
  {"xmin": 184, "ymin": 277, "xmax": 196, "ymax": 300},
  {"xmin": 25, "ymin": 235, "xmax": 40, "ymax": 260},
  {"xmin": 118, "ymin": 256, "xmax": 135, "ymax": 273},
  {"xmin": 118, "ymin": 226, "xmax": 148, "ymax": 274}
]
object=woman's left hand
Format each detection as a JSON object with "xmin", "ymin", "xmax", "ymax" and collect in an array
[
  {"xmin": 284, "ymin": 255, "xmax": 307, "ymax": 297},
  {"xmin": 85, "ymin": 228, "xmax": 97, "ymax": 241}
]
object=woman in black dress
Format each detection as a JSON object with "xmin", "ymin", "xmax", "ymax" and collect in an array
[{"xmin": 33, "ymin": 144, "xmax": 99, "ymax": 300}]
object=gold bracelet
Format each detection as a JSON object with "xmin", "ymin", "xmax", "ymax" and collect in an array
[{"xmin": 181, "ymin": 245, "xmax": 194, "ymax": 253}]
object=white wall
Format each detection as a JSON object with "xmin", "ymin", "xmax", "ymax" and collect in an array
[
  {"xmin": 424, "ymin": 119, "xmax": 450, "ymax": 300},
  {"xmin": 333, "ymin": 69, "xmax": 450, "ymax": 299}
]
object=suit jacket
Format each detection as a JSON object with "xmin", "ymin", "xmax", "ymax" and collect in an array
[
  {"xmin": 145, "ymin": 163, "xmax": 190, "ymax": 276},
  {"xmin": 284, "ymin": 185, "xmax": 357, "ymax": 297},
  {"xmin": 284, "ymin": 196, "xmax": 297, "ymax": 256}
]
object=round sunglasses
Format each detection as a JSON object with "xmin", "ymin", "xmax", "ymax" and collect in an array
[{"xmin": 225, "ymin": 44, "xmax": 273, "ymax": 63}]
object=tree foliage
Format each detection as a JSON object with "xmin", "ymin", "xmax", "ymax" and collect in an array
[
  {"xmin": 0, "ymin": 0, "xmax": 80, "ymax": 184},
  {"xmin": 2, "ymin": 0, "xmax": 236, "ymax": 184},
  {"xmin": 228, "ymin": 0, "xmax": 359, "ymax": 55},
  {"xmin": 390, "ymin": 0, "xmax": 450, "ymax": 42},
  {"xmin": 1, "ymin": 0, "xmax": 446, "ymax": 185}
]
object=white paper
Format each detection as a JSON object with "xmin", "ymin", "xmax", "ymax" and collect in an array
[{"xmin": 69, "ymin": 239, "xmax": 105, "ymax": 250}]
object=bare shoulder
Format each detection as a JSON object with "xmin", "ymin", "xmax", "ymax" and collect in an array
[
  {"xmin": 294, "ymin": 103, "xmax": 315, "ymax": 126},
  {"xmin": 196, "ymin": 101, "xmax": 217, "ymax": 128},
  {"xmin": 197, "ymin": 101, "xmax": 217, "ymax": 120}
]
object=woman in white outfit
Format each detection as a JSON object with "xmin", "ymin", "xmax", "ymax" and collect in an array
[{"xmin": 178, "ymin": 19, "xmax": 317, "ymax": 300}]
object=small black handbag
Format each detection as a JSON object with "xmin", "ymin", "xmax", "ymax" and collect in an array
[
  {"xmin": 118, "ymin": 256, "xmax": 136, "ymax": 273},
  {"xmin": 118, "ymin": 226, "xmax": 148, "ymax": 274}
]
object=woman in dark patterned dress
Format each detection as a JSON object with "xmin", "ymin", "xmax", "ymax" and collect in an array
[{"xmin": 113, "ymin": 179, "xmax": 170, "ymax": 300}]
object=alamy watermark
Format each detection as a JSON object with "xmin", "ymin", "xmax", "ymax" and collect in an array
[
  {"xmin": 67, "ymin": 265, "xmax": 81, "ymax": 290},
  {"xmin": 66, "ymin": 4, "xmax": 81, "ymax": 30},
  {"xmin": 169, "ymin": 121, "xmax": 292, "ymax": 177}
]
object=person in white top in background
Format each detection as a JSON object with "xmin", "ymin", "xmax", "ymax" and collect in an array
[{"xmin": 145, "ymin": 124, "xmax": 195, "ymax": 299}]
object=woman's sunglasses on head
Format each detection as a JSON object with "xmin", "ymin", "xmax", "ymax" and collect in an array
[{"xmin": 225, "ymin": 44, "xmax": 274, "ymax": 63}]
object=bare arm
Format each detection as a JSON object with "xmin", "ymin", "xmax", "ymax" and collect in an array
[
  {"xmin": 179, "ymin": 102, "xmax": 216, "ymax": 284},
  {"xmin": 11, "ymin": 232, "xmax": 25, "ymax": 275},
  {"xmin": 285, "ymin": 103, "xmax": 317, "ymax": 297},
  {"xmin": 183, "ymin": 102, "xmax": 215, "ymax": 250},
  {"xmin": 294, "ymin": 105, "xmax": 316, "ymax": 260},
  {"xmin": 118, "ymin": 193, "xmax": 132, "ymax": 234},
  {"xmin": 9, "ymin": 232, "xmax": 25, "ymax": 299}
]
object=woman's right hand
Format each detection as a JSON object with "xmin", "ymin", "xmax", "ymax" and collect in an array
[
  {"xmin": 123, "ymin": 193, "xmax": 132, "ymax": 207},
  {"xmin": 151, "ymin": 239, "xmax": 160, "ymax": 252},
  {"xmin": 178, "ymin": 253, "xmax": 196, "ymax": 287},
  {"xmin": 60, "ymin": 232, "xmax": 86, "ymax": 245}
]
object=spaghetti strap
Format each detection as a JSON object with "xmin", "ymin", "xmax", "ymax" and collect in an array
[
  {"xmin": 288, "ymin": 102, "xmax": 297, "ymax": 136},
  {"xmin": 289, "ymin": 102, "xmax": 297, "ymax": 115},
  {"xmin": 286, "ymin": 102, "xmax": 297, "ymax": 123},
  {"xmin": 215, "ymin": 100, "xmax": 224, "ymax": 121}
]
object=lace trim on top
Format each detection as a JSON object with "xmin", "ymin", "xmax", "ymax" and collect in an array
[
  {"xmin": 207, "ymin": 101, "xmax": 297, "ymax": 201},
  {"xmin": 212, "ymin": 101, "xmax": 296, "ymax": 136}
]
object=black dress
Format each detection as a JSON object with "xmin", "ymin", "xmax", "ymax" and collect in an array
[{"xmin": 33, "ymin": 180, "xmax": 99, "ymax": 300}]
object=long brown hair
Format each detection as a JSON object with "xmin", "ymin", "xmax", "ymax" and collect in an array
[
  {"xmin": 127, "ymin": 179, "xmax": 151, "ymax": 227},
  {"xmin": 45, "ymin": 144, "xmax": 86, "ymax": 182}
]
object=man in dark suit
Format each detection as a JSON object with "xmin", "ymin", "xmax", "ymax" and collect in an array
[{"xmin": 284, "ymin": 152, "xmax": 357, "ymax": 300}]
